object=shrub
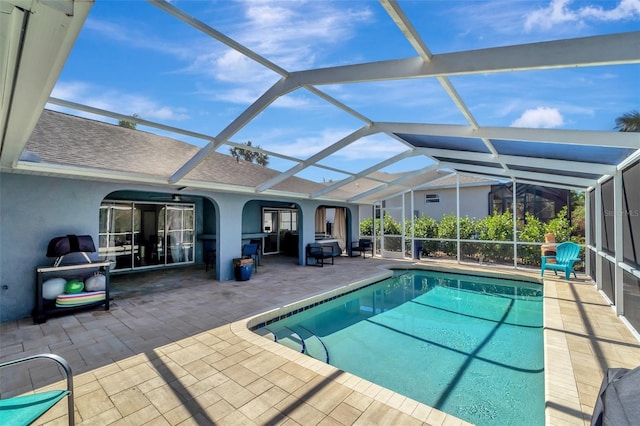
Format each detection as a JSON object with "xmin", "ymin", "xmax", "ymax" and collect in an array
[
  {"xmin": 546, "ymin": 206, "xmax": 577, "ymax": 242},
  {"xmin": 437, "ymin": 214, "xmax": 458, "ymax": 256},
  {"xmin": 408, "ymin": 215, "xmax": 439, "ymax": 255},
  {"xmin": 477, "ymin": 212, "xmax": 514, "ymax": 261},
  {"xmin": 359, "ymin": 217, "xmax": 375, "ymax": 236},
  {"xmin": 519, "ymin": 212, "xmax": 546, "ymax": 265}
]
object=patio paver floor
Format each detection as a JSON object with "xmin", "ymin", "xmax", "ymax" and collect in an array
[{"xmin": 1, "ymin": 255, "xmax": 639, "ymax": 425}]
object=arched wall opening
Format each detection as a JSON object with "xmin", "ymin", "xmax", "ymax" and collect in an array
[
  {"xmin": 100, "ymin": 190, "xmax": 217, "ymax": 273},
  {"xmin": 315, "ymin": 205, "xmax": 350, "ymax": 255},
  {"xmin": 243, "ymin": 200, "xmax": 300, "ymax": 258}
]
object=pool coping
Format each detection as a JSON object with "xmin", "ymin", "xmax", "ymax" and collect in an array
[{"xmin": 230, "ymin": 263, "xmax": 574, "ymax": 426}]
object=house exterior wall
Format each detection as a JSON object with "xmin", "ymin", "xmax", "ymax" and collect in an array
[
  {"xmin": 357, "ymin": 186, "xmax": 491, "ymax": 225},
  {"xmin": 413, "ymin": 186, "xmax": 490, "ymax": 221},
  {"xmin": 0, "ymin": 174, "xmax": 113, "ymax": 321},
  {"xmin": 0, "ymin": 173, "xmax": 360, "ymax": 322}
]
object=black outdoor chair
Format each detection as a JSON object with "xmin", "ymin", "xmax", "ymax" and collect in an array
[
  {"xmin": 350, "ymin": 238, "xmax": 373, "ymax": 258},
  {"xmin": 205, "ymin": 249, "xmax": 216, "ymax": 272},
  {"xmin": 306, "ymin": 243, "xmax": 334, "ymax": 267}
]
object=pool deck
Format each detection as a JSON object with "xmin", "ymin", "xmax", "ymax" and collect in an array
[{"xmin": 1, "ymin": 255, "xmax": 639, "ymax": 425}]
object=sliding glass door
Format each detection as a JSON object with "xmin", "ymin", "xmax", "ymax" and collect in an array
[
  {"xmin": 262, "ymin": 208, "xmax": 298, "ymax": 255},
  {"xmin": 99, "ymin": 201, "xmax": 195, "ymax": 271}
]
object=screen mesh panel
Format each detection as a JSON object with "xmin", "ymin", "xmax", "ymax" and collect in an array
[
  {"xmin": 601, "ymin": 178, "xmax": 615, "ymax": 255},
  {"xmin": 622, "ymin": 161, "xmax": 640, "ymax": 268},
  {"xmin": 623, "ymin": 270, "xmax": 640, "ymax": 333}
]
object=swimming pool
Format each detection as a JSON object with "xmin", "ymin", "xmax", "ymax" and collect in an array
[{"xmin": 252, "ymin": 269, "xmax": 544, "ymax": 426}]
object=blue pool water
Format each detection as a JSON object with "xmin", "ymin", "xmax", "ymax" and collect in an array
[{"xmin": 254, "ymin": 270, "xmax": 544, "ymax": 426}]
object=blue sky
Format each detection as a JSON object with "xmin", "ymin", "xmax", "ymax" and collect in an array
[{"xmin": 50, "ymin": 0, "xmax": 640, "ymax": 183}]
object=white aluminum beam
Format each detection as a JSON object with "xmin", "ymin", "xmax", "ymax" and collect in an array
[
  {"xmin": 585, "ymin": 190, "xmax": 591, "ymax": 277},
  {"xmin": 256, "ymin": 126, "xmax": 374, "ymax": 192},
  {"xmin": 50, "ymin": 97, "xmax": 352, "ymax": 176},
  {"xmin": 151, "ymin": 0, "xmax": 382, "ymax": 185},
  {"xmin": 148, "ymin": 0, "xmax": 289, "ymax": 77},
  {"xmin": 508, "ymin": 178, "xmax": 588, "ymax": 192},
  {"xmin": 414, "ymin": 147, "xmax": 617, "ymax": 175},
  {"xmin": 380, "ymin": 0, "xmax": 432, "ymax": 61},
  {"xmin": 614, "ymin": 170, "xmax": 624, "ymax": 314},
  {"xmin": 311, "ymin": 149, "xmax": 419, "ymax": 198},
  {"xmin": 596, "ymin": 182, "xmax": 603, "ymax": 290},
  {"xmin": 304, "ymin": 85, "xmax": 372, "ymax": 125},
  {"xmin": 48, "ymin": 97, "xmax": 216, "ymax": 142},
  {"xmin": 291, "ymin": 32, "xmax": 640, "ymax": 86},
  {"xmin": 348, "ymin": 163, "xmax": 440, "ymax": 202},
  {"xmin": 169, "ymin": 77, "xmax": 295, "ymax": 184},
  {"xmin": 375, "ymin": 122, "xmax": 640, "ymax": 148},
  {"xmin": 618, "ymin": 148, "xmax": 640, "ymax": 170},
  {"xmin": 379, "ymin": 0, "xmax": 505, "ymax": 170},
  {"xmin": 438, "ymin": 162, "xmax": 595, "ymax": 188}
]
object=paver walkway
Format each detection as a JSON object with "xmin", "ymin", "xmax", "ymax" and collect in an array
[{"xmin": 1, "ymin": 255, "xmax": 638, "ymax": 425}]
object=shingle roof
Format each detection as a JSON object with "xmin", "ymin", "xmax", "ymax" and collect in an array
[{"xmin": 25, "ymin": 110, "xmax": 356, "ymax": 199}]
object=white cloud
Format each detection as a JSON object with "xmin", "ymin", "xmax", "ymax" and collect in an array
[
  {"xmin": 524, "ymin": 0, "xmax": 640, "ymax": 31},
  {"xmin": 83, "ymin": 2, "xmax": 375, "ymax": 112},
  {"xmin": 267, "ymin": 128, "xmax": 352, "ymax": 158},
  {"xmin": 511, "ymin": 107, "xmax": 564, "ymax": 128},
  {"xmin": 51, "ymin": 82, "xmax": 189, "ymax": 121}
]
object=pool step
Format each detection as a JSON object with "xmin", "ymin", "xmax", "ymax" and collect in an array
[
  {"xmin": 292, "ymin": 325, "xmax": 330, "ymax": 364},
  {"xmin": 254, "ymin": 327, "xmax": 276, "ymax": 341},
  {"xmin": 270, "ymin": 327, "xmax": 304, "ymax": 353}
]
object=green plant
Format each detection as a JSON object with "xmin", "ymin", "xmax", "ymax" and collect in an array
[
  {"xmin": 477, "ymin": 211, "xmax": 514, "ymax": 261},
  {"xmin": 518, "ymin": 212, "xmax": 546, "ymax": 265},
  {"xmin": 437, "ymin": 214, "xmax": 458, "ymax": 256},
  {"xmin": 407, "ymin": 215, "xmax": 439, "ymax": 255},
  {"xmin": 546, "ymin": 206, "xmax": 576, "ymax": 242},
  {"xmin": 359, "ymin": 217, "xmax": 375, "ymax": 236}
]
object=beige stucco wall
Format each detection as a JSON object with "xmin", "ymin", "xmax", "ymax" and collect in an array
[{"xmin": 358, "ymin": 185, "xmax": 491, "ymax": 223}]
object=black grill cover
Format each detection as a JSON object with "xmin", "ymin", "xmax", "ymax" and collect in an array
[{"xmin": 47, "ymin": 235, "xmax": 96, "ymax": 257}]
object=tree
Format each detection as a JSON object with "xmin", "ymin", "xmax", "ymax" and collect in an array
[
  {"xmin": 229, "ymin": 141, "xmax": 269, "ymax": 166},
  {"xmin": 614, "ymin": 110, "xmax": 640, "ymax": 132},
  {"xmin": 118, "ymin": 113, "xmax": 140, "ymax": 129}
]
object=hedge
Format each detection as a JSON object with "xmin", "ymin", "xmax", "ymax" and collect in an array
[{"xmin": 360, "ymin": 208, "xmax": 580, "ymax": 266}]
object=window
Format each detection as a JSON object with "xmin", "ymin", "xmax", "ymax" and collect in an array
[{"xmin": 425, "ymin": 194, "xmax": 440, "ymax": 203}]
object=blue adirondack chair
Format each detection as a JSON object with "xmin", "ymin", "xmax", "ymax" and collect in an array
[{"xmin": 541, "ymin": 241, "xmax": 581, "ymax": 280}]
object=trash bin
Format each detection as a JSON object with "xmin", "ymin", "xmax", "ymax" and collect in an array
[
  {"xmin": 413, "ymin": 240, "xmax": 423, "ymax": 259},
  {"xmin": 233, "ymin": 258, "xmax": 254, "ymax": 281}
]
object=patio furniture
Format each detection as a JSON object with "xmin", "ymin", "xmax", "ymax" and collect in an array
[
  {"xmin": 34, "ymin": 260, "xmax": 110, "ymax": 324},
  {"xmin": 249, "ymin": 238, "xmax": 262, "ymax": 266},
  {"xmin": 306, "ymin": 243, "xmax": 334, "ymax": 267},
  {"xmin": 591, "ymin": 365, "xmax": 640, "ymax": 426},
  {"xmin": 0, "ymin": 353, "xmax": 74, "ymax": 426},
  {"xmin": 541, "ymin": 241, "xmax": 581, "ymax": 280},
  {"xmin": 322, "ymin": 241, "xmax": 343, "ymax": 258},
  {"xmin": 205, "ymin": 249, "xmax": 216, "ymax": 272},
  {"xmin": 350, "ymin": 238, "xmax": 373, "ymax": 258},
  {"xmin": 242, "ymin": 243, "xmax": 259, "ymax": 273}
]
